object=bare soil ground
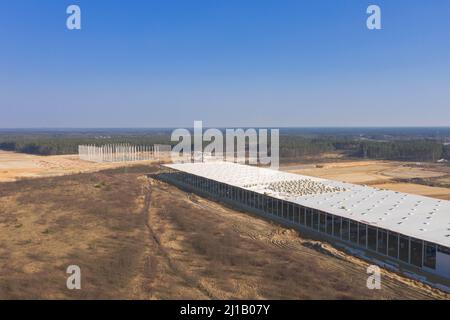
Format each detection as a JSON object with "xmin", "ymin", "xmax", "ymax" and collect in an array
[
  {"xmin": 3, "ymin": 151, "xmax": 450, "ymax": 200},
  {"xmin": 0, "ymin": 166, "xmax": 448, "ymax": 299},
  {"xmin": 282, "ymin": 160, "xmax": 450, "ymax": 200},
  {"xmin": 0, "ymin": 150, "xmax": 169, "ymax": 182}
]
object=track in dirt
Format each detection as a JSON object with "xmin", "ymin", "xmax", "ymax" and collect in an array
[
  {"xmin": 144, "ymin": 177, "xmax": 448, "ymax": 299},
  {"xmin": 142, "ymin": 180, "xmax": 216, "ymax": 299}
]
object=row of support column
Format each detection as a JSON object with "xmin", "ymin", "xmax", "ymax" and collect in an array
[
  {"xmin": 78, "ymin": 144, "xmax": 170, "ymax": 163},
  {"xmin": 160, "ymin": 169, "xmax": 439, "ymax": 277}
]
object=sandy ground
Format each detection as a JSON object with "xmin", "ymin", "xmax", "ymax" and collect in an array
[
  {"xmin": 0, "ymin": 150, "xmax": 168, "ymax": 182},
  {"xmin": 2, "ymin": 151, "xmax": 450, "ymax": 200},
  {"xmin": 0, "ymin": 166, "xmax": 447, "ymax": 299},
  {"xmin": 282, "ymin": 160, "xmax": 450, "ymax": 200},
  {"xmin": 144, "ymin": 179, "xmax": 448, "ymax": 299}
]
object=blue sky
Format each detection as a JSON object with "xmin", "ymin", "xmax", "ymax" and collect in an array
[{"xmin": 1, "ymin": 0, "xmax": 449, "ymax": 128}]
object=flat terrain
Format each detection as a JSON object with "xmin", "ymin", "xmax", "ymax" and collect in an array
[
  {"xmin": 2, "ymin": 151, "xmax": 450, "ymax": 200},
  {"xmin": 1, "ymin": 152, "xmax": 450, "ymax": 298},
  {"xmin": 282, "ymin": 160, "xmax": 450, "ymax": 200},
  {"xmin": 0, "ymin": 166, "xmax": 448, "ymax": 299},
  {"xmin": 0, "ymin": 150, "xmax": 168, "ymax": 182}
]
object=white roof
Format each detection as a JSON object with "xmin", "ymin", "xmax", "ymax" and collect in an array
[{"xmin": 163, "ymin": 161, "xmax": 450, "ymax": 247}]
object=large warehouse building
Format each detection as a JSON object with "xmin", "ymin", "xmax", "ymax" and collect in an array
[{"xmin": 159, "ymin": 161, "xmax": 450, "ymax": 285}]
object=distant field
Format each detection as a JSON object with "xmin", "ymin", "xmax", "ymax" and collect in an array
[
  {"xmin": 2, "ymin": 150, "xmax": 450, "ymax": 200},
  {"xmin": 0, "ymin": 150, "xmax": 169, "ymax": 182},
  {"xmin": 282, "ymin": 160, "xmax": 450, "ymax": 200},
  {"xmin": 1, "ymin": 150, "xmax": 450, "ymax": 298},
  {"xmin": 0, "ymin": 165, "xmax": 447, "ymax": 299}
]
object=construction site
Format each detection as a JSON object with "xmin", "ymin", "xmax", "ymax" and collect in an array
[
  {"xmin": 2, "ymin": 150, "xmax": 450, "ymax": 299},
  {"xmin": 78, "ymin": 144, "xmax": 171, "ymax": 163},
  {"xmin": 158, "ymin": 161, "xmax": 450, "ymax": 290}
]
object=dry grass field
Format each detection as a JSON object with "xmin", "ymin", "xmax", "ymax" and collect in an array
[
  {"xmin": 0, "ymin": 163, "xmax": 449, "ymax": 299},
  {"xmin": 0, "ymin": 166, "xmax": 151, "ymax": 299},
  {"xmin": 1, "ymin": 151, "xmax": 450, "ymax": 299}
]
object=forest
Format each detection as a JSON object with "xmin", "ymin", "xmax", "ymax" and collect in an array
[
  {"xmin": 0, "ymin": 133, "xmax": 173, "ymax": 155},
  {"xmin": 0, "ymin": 129, "xmax": 449, "ymax": 163}
]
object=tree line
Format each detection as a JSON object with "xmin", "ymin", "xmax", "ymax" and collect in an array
[
  {"xmin": 0, "ymin": 135, "xmax": 173, "ymax": 156},
  {"xmin": 279, "ymin": 136, "xmax": 449, "ymax": 162},
  {"xmin": 356, "ymin": 140, "xmax": 446, "ymax": 162},
  {"xmin": 1, "ymin": 133, "xmax": 449, "ymax": 163}
]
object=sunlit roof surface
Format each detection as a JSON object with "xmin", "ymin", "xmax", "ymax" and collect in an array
[{"xmin": 163, "ymin": 161, "xmax": 450, "ymax": 247}]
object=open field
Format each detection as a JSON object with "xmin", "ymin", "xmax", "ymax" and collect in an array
[
  {"xmin": 0, "ymin": 165, "xmax": 448, "ymax": 299},
  {"xmin": 1, "ymin": 149, "xmax": 450, "ymax": 200},
  {"xmin": 1, "ymin": 151, "xmax": 450, "ymax": 298},
  {"xmin": 282, "ymin": 160, "xmax": 450, "ymax": 200},
  {"xmin": 0, "ymin": 150, "xmax": 169, "ymax": 182},
  {"xmin": 2, "ymin": 151, "xmax": 450, "ymax": 200}
]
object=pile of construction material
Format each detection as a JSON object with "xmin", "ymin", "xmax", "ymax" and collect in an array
[{"xmin": 265, "ymin": 179, "xmax": 345, "ymax": 196}]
